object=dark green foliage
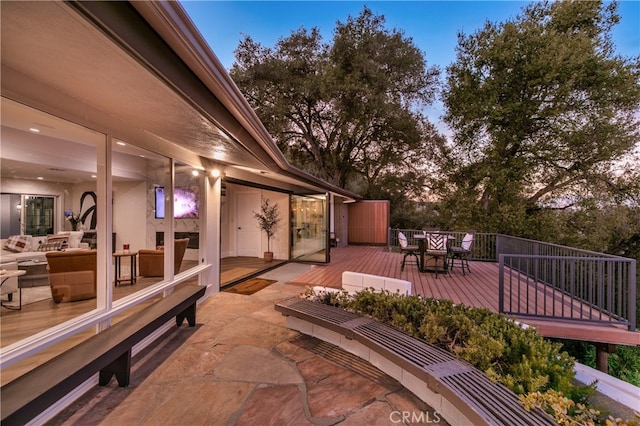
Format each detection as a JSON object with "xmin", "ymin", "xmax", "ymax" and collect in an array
[
  {"xmin": 557, "ymin": 338, "xmax": 640, "ymax": 387},
  {"xmin": 230, "ymin": 6, "xmax": 442, "ymax": 202},
  {"xmin": 609, "ymin": 346, "xmax": 640, "ymax": 386},
  {"xmin": 438, "ymin": 0, "xmax": 640, "ymax": 235}
]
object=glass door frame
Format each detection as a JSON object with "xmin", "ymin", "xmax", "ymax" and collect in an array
[{"xmin": 289, "ymin": 192, "xmax": 329, "ymax": 263}]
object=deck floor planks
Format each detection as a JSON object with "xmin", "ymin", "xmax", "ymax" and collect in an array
[{"xmin": 290, "ymin": 246, "xmax": 639, "ymax": 345}]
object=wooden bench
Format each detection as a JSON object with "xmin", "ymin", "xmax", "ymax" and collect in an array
[
  {"xmin": 313, "ymin": 271, "xmax": 412, "ymax": 296},
  {"xmin": 1, "ymin": 285, "xmax": 206, "ymax": 425},
  {"xmin": 275, "ymin": 298, "xmax": 555, "ymax": 426}
]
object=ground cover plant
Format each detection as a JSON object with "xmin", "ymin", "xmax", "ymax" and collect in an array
[{"xmin": 309, "ymin": 288, "xmax": 639, "ymax": 425}]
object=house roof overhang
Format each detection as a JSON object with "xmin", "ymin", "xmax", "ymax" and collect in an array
[{"xmin": 0, "ymin": 0, "xmax": 360, "ymax": 201}]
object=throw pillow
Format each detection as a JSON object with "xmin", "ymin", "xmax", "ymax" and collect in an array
[
  {"xmin": 46, "ymin": 234, "xmax": 69, "ymax": 249},
  {"xmin": 427, "ymin": 234, "xmax": 446, "ymax": 252},
  {"xmin": 38, "ymin": 241, "xmax": 64, "ymax": 252},
  {"xmin": 3, "ymin": 235, "xmax": 32, "ymax": 253}
]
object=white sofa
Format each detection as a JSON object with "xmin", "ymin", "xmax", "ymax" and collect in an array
[
  {"xmin": 313, "ymin": 271, "xmax": 412, "ymax": 296},
  {"xmin": 1, "ymin": 233, "xmax": 89, "ymax": 294},
  {"xmin": 1, "ymin": 232, "xmax": 86, "ymax": 265},
  {"xmin": 1, "ymin": 236, "xmax": 48, "ymax": 265}
]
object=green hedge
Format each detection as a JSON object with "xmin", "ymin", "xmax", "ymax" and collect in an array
[
  {"xmin": 317, "ymin": 289, "xmax": 575, "ymax": 395},
  {"xmin": 309, "ymin": 289, "xmax": 640, "ymax": 424}
]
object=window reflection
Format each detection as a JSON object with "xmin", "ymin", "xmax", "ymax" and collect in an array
[
  {"xmin": 112, "ymin": 140, "xmax": 169, "ymax": 295},
  {"xmin": 0, "ymin": 99, "xmax": 101, "ymax": 351},
  {"xmin": 172, "ymin": 163, "xmax": 202, "ymax": 277}
]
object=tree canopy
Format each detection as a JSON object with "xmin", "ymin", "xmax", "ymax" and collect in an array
[
  {"xmin": 230, "ymin": 7, "xmax": 441, "ymax": 202},
  {"xmin": 438, "ymin": 0, "xmax": 640, "ymax": 236}
]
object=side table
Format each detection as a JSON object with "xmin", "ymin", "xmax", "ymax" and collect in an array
[
  {"xmin": 113, "ymin": 251, "xmax": 137, "ymax": 286},
  {"xmin": 1, "ymin": 269, "xmax": 27, "ymax": 310}
]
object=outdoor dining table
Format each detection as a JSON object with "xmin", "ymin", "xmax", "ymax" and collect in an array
[{"xmin": 413, "ymin": 233, "xmax": 456, "ymax": 273}]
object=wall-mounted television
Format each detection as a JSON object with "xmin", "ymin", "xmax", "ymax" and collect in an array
[{"xmin": 155, "ymin": 186, "xmax": 199, "ymax": 219}]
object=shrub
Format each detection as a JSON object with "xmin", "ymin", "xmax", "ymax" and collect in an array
[
  {"xmin": 308, "ymin": 289, "xmax": 639, "ymax": 424},
  {"xmin": 520, "ymin": 389, "xmax": 601, "ymax": 425},
  {"xmin": 329, "ymin": 290, "xmax": 576, "ymax": 395}
]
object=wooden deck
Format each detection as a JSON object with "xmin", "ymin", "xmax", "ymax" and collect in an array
[{"xmin": 288, "ymin": 246, "xmax": 640, "ymax": 346}]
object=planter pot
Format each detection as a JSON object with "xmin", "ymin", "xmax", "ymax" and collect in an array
[{"xmin": 263, "ymin": 251, "xmax": 274, "ymax": 262}]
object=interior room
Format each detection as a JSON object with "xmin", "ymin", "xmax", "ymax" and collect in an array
[{"xmin": 0, "ymin": 99, "xmax": 206, "ymax": 351}]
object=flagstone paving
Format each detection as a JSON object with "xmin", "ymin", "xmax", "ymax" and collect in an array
[{"xmin": 48, "ymin": 276, "xmax": 446, "ymax": 425}]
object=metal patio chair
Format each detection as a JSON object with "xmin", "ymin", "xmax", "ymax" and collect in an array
[
  {"xmin": 449, "ymin": 232, "xmax": 474, "ymax": 275},
  {"xmin": 398, "ymin": 232, "xmax": 420, "ymax": 271}
]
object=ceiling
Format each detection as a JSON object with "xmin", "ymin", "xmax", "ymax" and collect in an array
[
  {"xmin": 0, "ymin": 98, "xmax": 168, "ymax": 184},
  {"xmin": 0, "ymin": 1, "xmax": 359, "ymax": 199},
  {"xmin": 0, "ymin": 1, "xmax": 264, "ymax": 170}
]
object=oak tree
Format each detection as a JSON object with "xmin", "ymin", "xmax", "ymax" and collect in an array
[
  {"xmin": 439, "ymin": 0, "xmax": 640, "ymax": 236},
  {"xmin": 230, "ymin": 7, "xmax": 441, "ymax": 199}
]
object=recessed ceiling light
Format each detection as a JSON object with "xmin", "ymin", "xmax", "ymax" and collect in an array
[
  {"xmin": 116, "ymin": 141, "xmax": 126, "ymax": 146},
  {"xmin": 139, "ymin": 154, "xmax": 145, "ymax": 158},
  {"xmin": 192, "ymin": 170, "xmax": 200, "ymax": 177},
  {"xmin": 91, "ymin": 175, "xmax": 97, "ymax": 178},
  {"xmin": 29, "ymin": 127, "xmax": 40, "ymax": 133},
  {"xmin": 37, "ymin": 176, "xmax": 44, "ymax": 180}
]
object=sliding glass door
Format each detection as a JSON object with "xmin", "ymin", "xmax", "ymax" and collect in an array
[
  {"xmin": 290, "ymin": 194, "xmax": 328, "ymax": 263},
  {"xmin": 23, "ymin": 195, "xmax": 55, "ymax": 236}
]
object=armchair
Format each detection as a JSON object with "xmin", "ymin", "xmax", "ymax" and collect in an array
[
  {"xmin": 46, "ymin": 250, "xmax": 97, "ymax": 303},
  {"xmin": 139, "ymin": 238, "xmax": 189, "ymax": 277}
]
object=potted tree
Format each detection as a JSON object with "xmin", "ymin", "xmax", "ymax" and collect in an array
[{"xmin": 253, "ymin": 197, "xmax": 281, "ymax": 262}]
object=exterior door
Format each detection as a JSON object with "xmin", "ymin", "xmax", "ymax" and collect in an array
[
  {"xmin": 290, "ymin": 193, "xmax": 328, "ymax": 262},
  {"xmin": 236, "ymin": 192, "xmax": 260, "ymax": 257}
]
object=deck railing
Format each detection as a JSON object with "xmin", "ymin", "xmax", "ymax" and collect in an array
[
  {"xmin": 496, "ymin": 235, "xmax": 636, "ymax": 331},
  {"xmin": 388, "ymin": 229, "xmax": 637, "ymax": 331},
  {"xmin": 388, "ymin": 228, "xmax": 496, "ymax": 261}
]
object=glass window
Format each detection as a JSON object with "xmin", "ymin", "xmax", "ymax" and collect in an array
[
  {"xmin": 172, "ymin": 162, "xmax": 202, "ymax": 279},
  {"xmin": 0, "ymin": 99, "xmax": 103, "ymax": 384},
  {"xmin": 112, "ymin": 140, "xmax": 170, "ymax": 296}
]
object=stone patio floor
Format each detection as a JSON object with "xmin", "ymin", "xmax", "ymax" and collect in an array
[{"xmin": 48, "ymin": 264, "xmax": 447, "ymax": 426}]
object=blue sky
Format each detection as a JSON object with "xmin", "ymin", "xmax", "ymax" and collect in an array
[{"xmin": 180, "ymin": 1, "xmax": 639, "ymax": 127}]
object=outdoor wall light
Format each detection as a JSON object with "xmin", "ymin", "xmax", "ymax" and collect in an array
[
  {"xmin": 192, "ymin": 169, "xmax": 200, "ymax": 177},
  {"xmin": 211, "ymin": 169, "xmax": 221, "ymax": 178}
]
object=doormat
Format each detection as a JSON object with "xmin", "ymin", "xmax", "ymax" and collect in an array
[{"xmin": 224, "ymin": 278, "xmax": 277, "ymax": 295}]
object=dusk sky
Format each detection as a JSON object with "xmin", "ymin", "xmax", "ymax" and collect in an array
[{"xmin": 180, "ymin": 1, "xmax": 639, "ymax": 127}]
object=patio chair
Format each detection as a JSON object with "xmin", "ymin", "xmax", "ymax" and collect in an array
[
  {"xmin": 449, "ymin": 232, "xmax": 474, "ymax": 275},
  {"xmin": 398, "ymin": 232, "xmax": 419, "ymax": 272},
  {"xmin": 424, "ymin": 233, "xmax": 449, "ymax": 278}
]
